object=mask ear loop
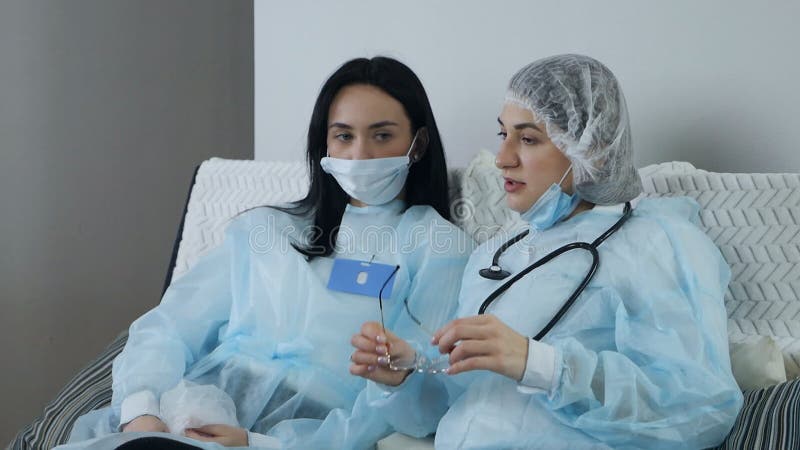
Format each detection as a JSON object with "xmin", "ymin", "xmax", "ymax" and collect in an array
[
  {"xmin": 406, "ymin": 131, "xmax": 420, "ymax": 165},
  {"xmin": 557, "ymin": 165, "xmax": 573, "ymax": 188}
]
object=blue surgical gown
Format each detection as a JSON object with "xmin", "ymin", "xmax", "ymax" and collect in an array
[
  {"xmin": 369, "ymin": 197, "xmax": 743, "ymax": 450},
  {"xmin": 61, "ymin": 199, "xmax": 474, "ymax": 450}
]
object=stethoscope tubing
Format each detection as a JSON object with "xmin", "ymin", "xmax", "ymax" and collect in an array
[{"xmin": 478, "ymin": 202, "xmax": 632, "ymax": 341}]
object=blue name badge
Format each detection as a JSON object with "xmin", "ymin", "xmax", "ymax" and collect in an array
[{"xmin": 327, "ymin": 258, "xmax": 399, "ymax": 299}]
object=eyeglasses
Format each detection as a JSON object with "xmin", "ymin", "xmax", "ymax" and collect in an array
[{"xmin": 378, "ymin": 265, "xmax": 450, "ymax": 374}]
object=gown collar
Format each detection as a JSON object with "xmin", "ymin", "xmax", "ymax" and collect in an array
[{"xmin": 344, "ymin": 198, "xmax": 406, "ymax": 215}]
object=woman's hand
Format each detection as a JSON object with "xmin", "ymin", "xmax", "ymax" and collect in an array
[
  {"xmin": 184, "ymin": 424, "xmax": 248, "ymax": 447},
  {"xmin": 433, "ymin": 314, "xmax": 528, "ymax": 380},
  {"xmin": 350, "ymin": 321, "xmax": 414, "ymax": 386},
  {"xmin": 121, "ymin": 415, "xmax": 168, "ymax": 433}
]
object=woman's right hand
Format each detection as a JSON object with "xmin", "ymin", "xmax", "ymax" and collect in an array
[
  {"xmin": 350, "ymin": 321, "xmax": 414, "ymax": 386},
  {"xmin": 121, "ymin": 415, "xmax": 168, "ymax": 433}
]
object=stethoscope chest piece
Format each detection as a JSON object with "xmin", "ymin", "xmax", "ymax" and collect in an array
[{"xmin": 479, "ymin": 265, "xmax": 511, "ymax": 280}]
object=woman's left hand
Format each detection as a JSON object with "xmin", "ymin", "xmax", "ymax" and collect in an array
[
  {"xmin": 433, "ymin": 314, "xmax": 528, "ymax": 380},
  {"xmin": 350, "ymin": 321, "xmax": 415, "ymax": 387},
  {"xmin": 184, "ymin": 424, "xmax": 248, "ymax": 447}
]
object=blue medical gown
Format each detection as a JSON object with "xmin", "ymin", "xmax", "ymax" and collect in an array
[
  {"xmin": 63, "ymin": 199, "xmax": 474, "ymax": 450},
  {"xmin": 371, "ymin": 197, "xmax": 743, "ymax": 450}
]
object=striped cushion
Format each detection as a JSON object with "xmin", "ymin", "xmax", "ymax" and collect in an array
[
  {"xmin": 712, "ymin": 377, "xmax": 800, "ymax": 449},
  {"xmin": 8, "ymin": 332, "xmax": 127, "ymax": 450}
]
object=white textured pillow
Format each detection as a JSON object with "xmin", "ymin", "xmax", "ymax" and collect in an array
[{"xmin": 638, "ymin": 160, "xmax": 698, "ymax": 178}]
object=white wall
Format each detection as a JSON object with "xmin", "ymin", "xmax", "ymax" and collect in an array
[{"xmin": 256, "ymin": 0, "xmax": 800, "ymax": 173}]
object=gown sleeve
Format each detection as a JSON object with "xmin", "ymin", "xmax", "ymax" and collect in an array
[
  {"xmin": 111, "ymin": 216, "xmax": 247, "ymax": 427},
  {"xmin": 539, "ymin": 198, "xmax": 743, "ymax": 449}
]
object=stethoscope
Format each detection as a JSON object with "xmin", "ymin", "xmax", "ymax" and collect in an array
[{"xmin": 478, "ymin": 202, "xmax": 633, "ymax": 341}]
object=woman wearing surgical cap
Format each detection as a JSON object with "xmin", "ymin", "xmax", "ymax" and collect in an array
[
  {"xmin": 58, "ymin": 57, "xmax": 474, "ymax": 450},
  {"xmin": 353, "ymin": 54, "xmax": 743, "ymax": 449}
]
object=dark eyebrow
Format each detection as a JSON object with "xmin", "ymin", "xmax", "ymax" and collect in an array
[
  {"xmin": 328, "ymin": 121, "xmax": 399, "ymax": 130},
  {"xmin": 514, "ymin": 122, "xmax": 542, "ymax": 132},
  {"xmin": 497, "ymin": 117, "xmax": 542, "ymax": 132},
  {"xmin": 368, "ymin": 121, "xmax": 398, "ymax": 129}
]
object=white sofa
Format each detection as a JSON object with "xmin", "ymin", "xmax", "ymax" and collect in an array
[
  {"xmin": 177, "ymin": 155, "xmax": 799, "ymax": 380},
  {"xmin": 10, "ymin": 154, "xmax": 800, "ymax": 450},
  {"xmin": 179, "ymin": 154, "xmax": 800, "ymax": 449}
]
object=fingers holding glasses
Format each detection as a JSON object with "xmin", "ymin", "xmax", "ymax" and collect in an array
[
  {"xmin": 349, "ymin": 345, "xmax": 388, "ymax": 367},
  {"xmin": 432, "ymin": 315, "xmax": 492, "ymax": 354},
  {"xmin": 349, "ymin": 330, "xmax": 383, "ymax": 378},
  {"xmin": 349, "ymin": 350, "xmax": 411, "ymax": 386},
  {"xmin": 432, "ymin": 314, "xmax": 529, "ymax": 380},
  {"xmin": 350, "ymin": 321, "xmax": 415, "ymax": 386},
  {"xmin": 355, "ymin": 322, "xmax": 411, "ymax": 362},
  {"xmin": 351, "ymin": 333, "xmax": 387, "ymax": 355}
]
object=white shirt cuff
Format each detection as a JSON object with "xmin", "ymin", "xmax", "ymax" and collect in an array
[
  {"xmin": 517, "ymin": 338, "xmax": 557, "ymax": 394},
  {"xmin": 248, "ymin": 431, "xmax": 282, "ymax": 448},
  {"xmin": 119, "ymin": 390, "xmax": 161, "ymax": 430}
]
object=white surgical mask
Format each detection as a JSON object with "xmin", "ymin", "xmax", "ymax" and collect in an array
[
  {"xmin": 320, "ymin": 133, "xmax": 418, "ymax": 206},
  {"xmin": 520, "ymin": 165, "xmax": 580, "ymax": 230}
]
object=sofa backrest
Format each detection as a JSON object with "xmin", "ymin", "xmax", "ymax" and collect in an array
[
  {"xmin": 172, "ymin": 156, "xmax": 800, "ymax": 379},
  {"xmin": 641, "ymin": 166, "xmax": 800, "ymax": 379}
]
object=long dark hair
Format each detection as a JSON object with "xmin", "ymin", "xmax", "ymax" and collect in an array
[{"xmin": 277, "ymin": 57, "xmax": 451, "ymax": 259}]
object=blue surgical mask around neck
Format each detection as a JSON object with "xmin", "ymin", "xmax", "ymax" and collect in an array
[{"xmin": 519, "ymin": 165, "xmax": 580, "ymax": 231}]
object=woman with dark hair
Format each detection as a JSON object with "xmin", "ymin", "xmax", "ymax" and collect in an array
[{"xmin": 59, "ymin": 57, "xmax": 473, "ymax": 450}]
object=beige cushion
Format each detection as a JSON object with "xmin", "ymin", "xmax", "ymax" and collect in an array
[{"xmin": 729, "ymin": 335, "xmax": 787, "ymax": 391}]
